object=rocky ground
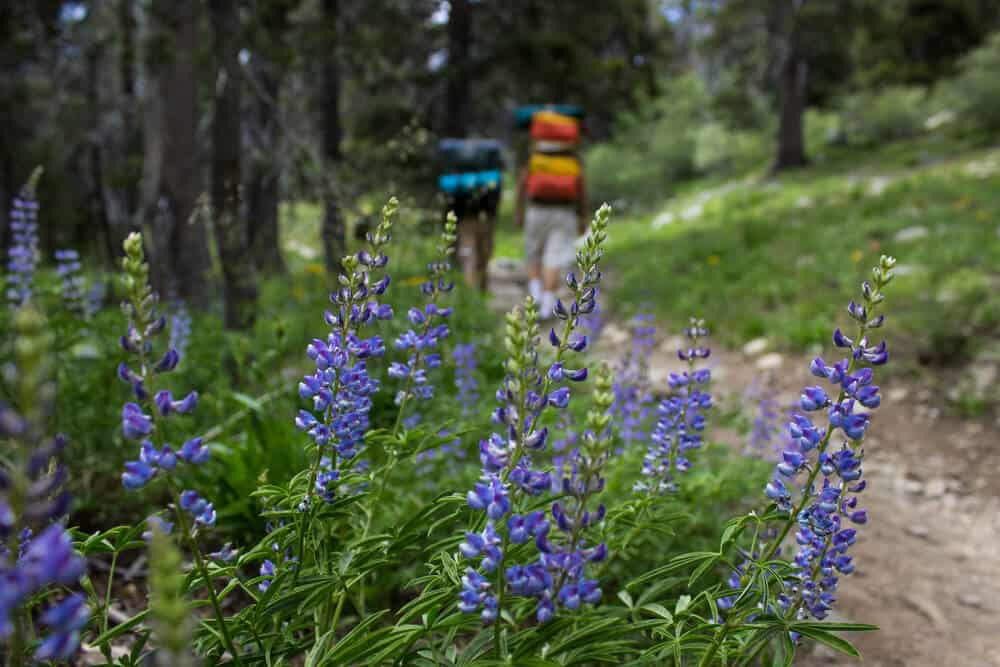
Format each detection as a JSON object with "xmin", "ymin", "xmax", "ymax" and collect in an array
[{"xmin": 489, "ymin": 259, "xmax": 1000, "ymax": 667}]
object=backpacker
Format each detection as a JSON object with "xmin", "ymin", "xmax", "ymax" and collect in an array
[{"xmin": 438, "ymin": 138, "xmax": 504, "ymax": 196}]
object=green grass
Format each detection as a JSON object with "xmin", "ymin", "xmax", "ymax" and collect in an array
[{"xmin": 600, "ymin": 134, "xmax": 1000, "ymax": 362}]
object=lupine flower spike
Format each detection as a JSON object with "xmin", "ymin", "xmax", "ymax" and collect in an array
[
  {"xmin": 118, "ymin": 233, "xmax": 208, "ymax": 513},
  {"xmin": 390, "ymin": 210, "xmax": 457, "ymax": 430},
  {"xmin": 5, "ymin": 167, "xmax": 42, "ymax": 309},
  {"xmin": 459, "ymin": 203, "xmax": 611, "ymax": 626},
  {"xmin": 637, "ymin": 318, "xmax": 712, "ymax": 494},
  {"xmin": 611, "ymin": 312, "xmax": 656, "ymax": 449},
  {"xmin": 295, "ymin": 198, "xmax": 397, "ymax": 506},
  {"xmin": 761, "ymin": 255, "xmax": 896, "ymax": 621},
  {"xmin": 1, "ymin": 307, "xmax": 88, "ymax": 662},
  {"xmin": 55, "ymin": 249, "xmax": 87, "ymax": 316}
]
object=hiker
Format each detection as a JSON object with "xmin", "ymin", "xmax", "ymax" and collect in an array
[
  {"xmin": 438, "ymin": 139, "xmax": 503, "ymax": 291},
  {"xmin": 513, "ymin": 110, "xmax": 587, "ymax": 317}
]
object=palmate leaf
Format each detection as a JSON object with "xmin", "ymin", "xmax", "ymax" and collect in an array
[
  {"xmin": 790, "ymin": 624, "xmax": 867, "ymax": 658},
  {"xmin": 626, "ymin": 551, "xmax": 718, "ymax": 590}
]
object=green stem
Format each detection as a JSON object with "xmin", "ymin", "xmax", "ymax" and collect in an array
[
  {"xmin": 99, "ymin": 550, "xmax": 119, "ymax": 659},
  {"xmin": 698, "ymin": 621, "xmax": 730, "ymax": 667},
  {"xmin": 172, "ymin": 489, "xmax": 243, "ymax": 666},
  {"xmin": 493, "ymin": 532, "xmax": 510, "ymax": 658},
  {"xmin": 330, "ymin": 591, "xmax": 347, "ymax": 638}
]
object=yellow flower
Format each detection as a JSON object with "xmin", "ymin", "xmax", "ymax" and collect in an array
[
  {"xmin": 707, "ymin": 254, "xmax": 721, "ymax": 265},
  {"xmin": 292, "ymin": 285, "xmax": 306, "ymax": 302},
  {"xmin": 953, "ymin": 197, "xmax": 971, "ymax": 211},
  {"xmin": 851, "ymin": 249, "xmax": 863, "ymax": 263},
  {"xmin": 402, "ymin": 275, "xmax": 426, "ymax": 286},
  {"xmin": 304, "ymin": 262, "xmax": 325, "ymax": 276}
]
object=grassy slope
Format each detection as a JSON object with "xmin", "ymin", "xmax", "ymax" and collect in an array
[{"xmin": 578, "ymin": 134, "xmax": 1000, "ymax": 361}]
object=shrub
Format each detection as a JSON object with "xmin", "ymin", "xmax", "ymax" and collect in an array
[
  {"xmin": 947, "ymin": 31, "xmax": 1000, "ymax": 132},
  {"xmin": 838, "ymin": 85, "xmax": 929, "ymax": 146},
  {"xmin": 585, "ymin": 75, "xmax": 705, "ymax": 209}
]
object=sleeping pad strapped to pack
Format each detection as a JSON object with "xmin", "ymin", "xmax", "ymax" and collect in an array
[
  {"xmin": 438, "ymin": 139, "xmax": 503, "ymax": 195},
  {"xmin": 525, "ymin": 112, "xmax": 581, "ymax": 203}
]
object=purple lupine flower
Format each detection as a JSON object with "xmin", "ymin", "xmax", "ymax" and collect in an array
[
  {"xmin": 5, "ymin": 171, "xmax": 41, "ymax": 308},
  {"xmin": 391, "ymin": 214, "xmax": 457, "ymax": 427},
  {"xmin": 209, "ymin": 543, "xmax": 238, "ymax": 563},
  {"xmin": 179, "ymin": 490, "xmax": 216, "ymax": 527},
  {"xmin": 638, "ymin": 318, "xmax": 712, "ymax": 494},
  {"xmin": 458, "ymin": 568, "xmax": 498, "ymax": 624},
  {"xmin": 743, "ymin": 376, "xmax": 794, "ymax": 460},
  {"xmin": 258, "ymin": 559, "xmax": 276, "ymax": 592},
  {"xmin": 117, "ymin": 232, "xmax": 215, "ymax": 535},
  {"xmin": 168, "ymin": 300, "xmax": 192, "ymax": 359},
  {"xmin": 33, "ymin": 593, "xmax": 89, "ymax": 661},
  {"xmin": 457, "ymin": 205, "xmax": 613, "ymax": 625},
  {"xmin": 610, "ymin": 312, "xmax": 656, "ymax": 450},
  {"xmin": 294, "ymin": 200, "xmax": 398, "ymax": 505},
  {"xmin": 453, "ymin": 343, "xmax": 479, "ymax": 415},
  {"xmin": 761, "ymin": 255, "xmax": 896, "ymax": 621},
  {"xmin": 1, "ymin": 372, "xmax": 88, "ymax": 662},
  {"xmin": 54, "ymin": 249, "xmax": 86, "ymax": 316}
]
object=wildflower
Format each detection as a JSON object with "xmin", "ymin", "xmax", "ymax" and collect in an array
[
  {"xmin": 0, "ymin": 401, "xmax": 88, "ymax": 661},
  {"xmin": 179, "ymin": 490, "xmax": 216, "ymax": 527},
  {"xmin": 5, "ymin": 168, "xmax": 42, "ymax": 308},
  {"xmin": 168, "ymin": 300, "xmax": 192, "ymax": 359},
  {"xmin": 116, "ymin": 233, "xmax": 216, "ymax": 536},
  {"xmin": 392, "ymin": 213, "xmax": 457, "ymax": 424},
  {"xmin": 453, "ymin": 343, "xmax": 479, "ymax": 415},
  {"xmin": 294, "ymin": 198, "xmax": 397, "ymax": 504},
  {"xmin": 638, "ymin": 318, "xmax": 712, "ymax": 494},
  {"xmin": 743, "ymin": 376, "xmax": 792, "ymax": 460},
  {"xmin": 458, "ymin": 204, "xmax": 612, "ymax": 624},
  {"xmin": 764, "ymin": 255, "xmax": 896, "ymax": 620},
  {"xmin": 611, "ymin": 312, "xmax": 656, "ymax": 449},
  {"xmin": 54, "ymin": 249, "xmax": 86, "ymax": 315}
]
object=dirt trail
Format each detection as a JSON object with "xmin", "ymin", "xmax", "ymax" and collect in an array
[{"xmin": 488, "ymin": 261, "xmax": 1000, "ymax": 667}]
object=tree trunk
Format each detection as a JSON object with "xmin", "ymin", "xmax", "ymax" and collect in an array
[
  {"xmin": 210, "ymin": 0, "xmax": 257, "ymax": 329},
  {"xmin": 139, "ymin": 0, "xmax": 213, "ymax": 303},
  {"xmin": 770, "ymin": 0, "xmax": 809, "ymax": 173},
  {"xmin": 446, "ymin": 0, "xmax": 471, "ymax": 137},
  {"xmin": 245, "ymin": 3, "xmax": 287, "ymax": 275},
  {"xmin": 90, "ymin": 0, "xmax": 136, "ymax": 270},
  {"xmin": 772, "ymin": 53, "xmax": 808, "ymax": 172},
  {"xmin": 320, "ymin": 0, "xmax": 346, "ymax": 272}
]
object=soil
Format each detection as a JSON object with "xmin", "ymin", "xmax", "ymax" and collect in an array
[{"xmin": 488, "ymin": 262, "xmax": 1000, "ymax": 667}]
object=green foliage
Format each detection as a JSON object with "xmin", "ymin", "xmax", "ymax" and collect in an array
[
  {"xmin": 838, "ymin": 86, "xmax": 929, "ymax": 146},
  {"xmin": 585, "ymin": 76, "xmax": 706, "ymax": 210},
  {"xmin": 947, "ymin": 31, "xmax": 1000, "ymax": 132}
]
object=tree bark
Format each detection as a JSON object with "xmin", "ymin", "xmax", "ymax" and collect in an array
[
  {"xmin": 245, "ymin": 2, "xmax": 288, "ymax": 275},
  {"xmin": 771, "ymin": 0, "xmax": 809, "ymax": 173},
  {"xmin": 210, "ymin": 0, "xmax": 257, "ymax": 329},
  {"xmin": 446, "ymin": 0, "xmax": 471, "ymax": 137},
  {"xmin": 90, "ymin": 0, "xmax": 137, "ymax": 270},
  {"xmin": 139, "ymin": 0, "xmax": 213, "ymax": 303},
  {"xmin": 320, "ymin": 0, "xmax": 346, "ymax": 271}
]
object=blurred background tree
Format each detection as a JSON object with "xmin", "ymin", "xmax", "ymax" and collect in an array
[{"xmin": 1, "ymin": 0, "xmax": 997, "ymax": 327}]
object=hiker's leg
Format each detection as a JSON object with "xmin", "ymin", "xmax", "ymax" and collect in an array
[
  {"xmin": 523, "ymin": 205, "xmax": 544, "ymax": 300},
  {"xmin": 540, "ymin": 208, "xmax": 578, "ymax": 314},
  {"xmin": 457, "ymin": 218, "xmax": 479, "ymax": 288},
  {"xmin": 477, "ymin": 216, "xmax": 494, "ymax": 291}
]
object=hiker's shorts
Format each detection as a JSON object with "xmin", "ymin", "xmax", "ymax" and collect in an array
[{"xmin": 524, "ymin": 203, "xmax": 577, "ymax": 270}]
